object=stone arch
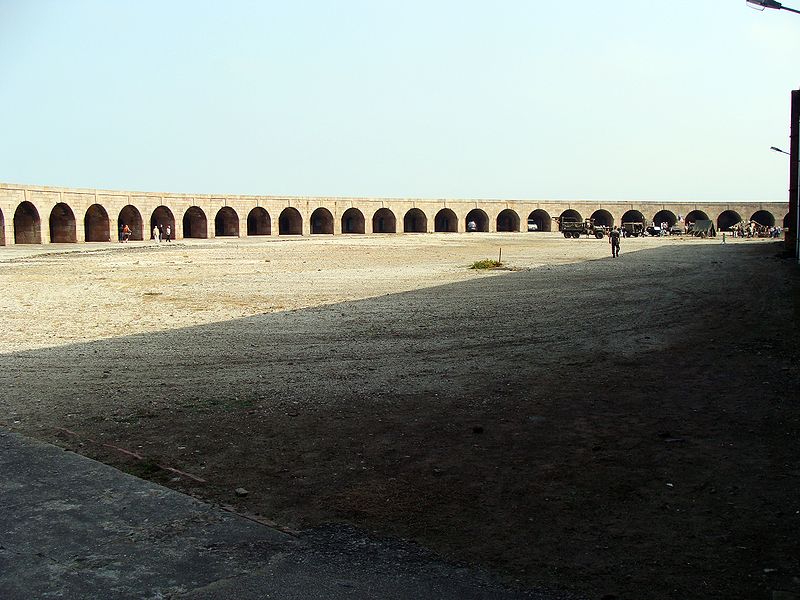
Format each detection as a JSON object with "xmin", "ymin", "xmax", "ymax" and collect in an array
[
  {"xmin": 685, "ymin": 210, "xmax": 709, "ymax": 225},
  {"xmin": 247, "ymin": 207, "xmax": 271, "ymax": 236},
  {"xmin": 590, "ymin": 209, "xmax": 614, "ymax": 228},
  {"xmin": 751, "ymin": 210, "xmax": 775, "ymax": 227},
  {"xmin": 279, "ymin": 207, "xmax": 303, "ymax": 235},
  {"xmin": 84, "ymin": 204, "xmax": 110, "ymax": 242},
  {"xmin": 183, "ymin": 206, "xmax": 208, "ymax": 239},
  {"xmin": 653, "ymin": 210, "xmax": 677, "ymax": 228},
  {"xmin": 559, "ymin": 209, "xmax": 582, "ymax": 230},
  {"xmin": 465, "ymin": 209, "xmax": 489, "ymax": 232},
  {"xmin": 151, "ymin": 206, "xmax": 175, "ymax": 239},
  {"xmin": 621, "ymin": 209, "xmax": 646, "ymax": 225},
  {"xmin": 341, "ymin": 208, "xmax": 365, "ymax": 234},
  {"xmin": 496, "ymin": 209, "xmax": 520, "ymax": 232},
  {"xmin": 49, "ymin": 202, "xmax": 77, "ymax": 243},
  {"xmin": 404, "ymin": 208, "xmax": 427, "ymax": 233},
  {"xmin": 372, "ymin": 208, "xmax": 396, "ymax": 233},
  {"xmin": 435, "ymin": 208, "xmax": 458, "ymax": 232},
  {"xmin": 119, "ymin": 205, "xmax": 143, "ymax": 241},
  {"xmin": 527, "ymin": 209, "xmax": 551, "ymax": 232},
  {"xmin": 14, "ymin": 202, "xmax": 41, "ymax": 244},
  {"xmin": 0, "ymin": 208, "xmax": 4, "ymax": 246},
  {"xmin": 215, "ymin": 206, "xmax": 239, "ymax": 237},
  {"xmin": 311, "ymin": 207, "xmax": 334, "ymax": 234},
  {"xmin": 717, "ymin": 210, "xmax": 742, "ymax": 231}
]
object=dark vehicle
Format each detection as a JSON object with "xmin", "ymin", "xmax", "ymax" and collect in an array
[
  {"xmin": 556, "ymin": 217, "xmax": 606, "ymax": 239},
  {"xmin": 669, "ymin": 225, "xmax": 683, "ymax": 235},
  {"xmin": 622, "ymin": 222, "xmax": 645, "ymax": 237},
  {"xmin": 645, "ymin": 226, "xmax": 663, "ymax": 237}
]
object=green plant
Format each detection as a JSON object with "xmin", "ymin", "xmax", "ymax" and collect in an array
[{"xmin": 470, "ymin": 259, "xmax": 502, "ymax": 270}]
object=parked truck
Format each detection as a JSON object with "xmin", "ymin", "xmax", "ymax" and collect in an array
[
  {"xmin": 555, "ymin": 217, "xmax": 606, "ymax": 239},
  {"xmin": 622, "ymin": 222, "xmax": 645, "ymax": 237}
]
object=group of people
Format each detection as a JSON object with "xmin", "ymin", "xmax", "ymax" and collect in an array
[
  {"xmin": 118, "ymin": 223, "xmax": 173, "ymax": 242},
  {"xmin": 152, "ymin": 224, "xmax": 172, "ymax": 243},
  {"xmin": 729, "ymin": 222, "xmax": 782, "ymax": 239}
]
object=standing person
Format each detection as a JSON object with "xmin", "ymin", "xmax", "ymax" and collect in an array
[
  {"xmin": 152, "ymin": 224, "xmax": 160, "ymax": 243},
  {"xmin": 118, "ymin": 223, "xmax": 124, "ymax": 243},
  {"xmin": 609, "ymin": 226, "xmax": 621, "ymax": 258},
  {"xmin": 165, "ymin": 224, "xmax": 172, "ymax": 242},
  {"xmin": 121, "ymin": 224, "xmax": 131, "ymax": 242}
]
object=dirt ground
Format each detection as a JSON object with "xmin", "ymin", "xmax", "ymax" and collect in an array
[{"xmin": 0, "ymin": 233, "xmax": 798, "ymax": 599}]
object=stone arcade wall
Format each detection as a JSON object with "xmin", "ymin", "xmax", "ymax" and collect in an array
[{"xmin": 0, "ymin": 182, "xmax": 789, "ymax": 245}]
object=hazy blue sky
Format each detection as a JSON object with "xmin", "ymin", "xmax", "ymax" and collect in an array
[{"xmin": 1, "ymin": 0, "xmax": 798, "ymax": 201}]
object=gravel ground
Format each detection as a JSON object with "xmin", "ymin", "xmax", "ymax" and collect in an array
[{"xmin": 1, "ymin": 233, "xmax": 798, "ymax": 599}]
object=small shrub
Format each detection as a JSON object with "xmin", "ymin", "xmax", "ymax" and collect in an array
[{"xmin": 470, "ymin": 259, "xmax": 502, "ymax": 270}]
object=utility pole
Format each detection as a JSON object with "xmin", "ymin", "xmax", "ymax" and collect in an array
[{"xmin": 790, "ymin": 89, "xmax": 799, "ymax": 261}]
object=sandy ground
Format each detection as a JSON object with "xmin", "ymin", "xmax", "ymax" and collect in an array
[
  {"xmin": 0, "ymin": 233, "xmax": 673, "ymax": 353},
  {"xmin": 0, "ymin": 233, "xmax": 798, "ymax": 599},
  {"xmin": 1, "ymin": 233, "xmax": 725, "ymax": 354}
]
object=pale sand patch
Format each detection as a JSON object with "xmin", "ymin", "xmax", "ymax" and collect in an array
[{"xmin": 0, "ymin": 232, "xmax": 712, "ymax": 353}]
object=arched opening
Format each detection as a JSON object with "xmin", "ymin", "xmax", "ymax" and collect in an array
[
  {"xmin": 183, "ymin": 207, "xmax": 208, "ymax": 239},
  {"xmin": 0, "ymin": 208, "xmax": 4, "ymax": 245},
  {"xmin": 372, "ymin": 208, "xmax": 396, "ymax": 233},
  {"xmin": 590, "ymin": 209, "xmax": 614, "ymax": 228},
  {"xmin": 465, "ymin": 209, "xmax": 489, "ymax": 232},
  {"xmin": 527, "ymin": 209, "xmax": 551, "ymax": 232},
  {"xmin": 496, "ymin": 209, "xmax": 520, "ymax": 232},
  {"xmin": 49, "ymin": 203, "xmax": 77, "ymax": 243},
  {"xmin": 717, "ymin": 210, "xmax": 742, "ymax": 231},
  {"xmin": 653, "ymin": 210, "xmax": 677, "ymax": 228},
  {"xmin": 404, "ymin": 208, "xmax": 427, "ymax": 233},
  {"xmin": 14, "ymin": 202, "xmax": 41, "ymax": 244},
  {"xmin": 341, "ymin": 208, "xmax": 365, "ymax": 234},
  {"xmin": 119, "ymin": 205, "xmax": 143, "ymax": 241},
  {"xmin": 621, "ymin": 210, "xmax": 646, "ymax": 225},
  {"xmin": 247, "ymin": 207, "xmax": 271, "ymax": 236},
  {"xmin": 558, "ymin": 209, "xmax": 582, "ymax": 230},
  {"xmin": 279, "ymin": 207, "xmax": 303, "ymax": 235},
  {"xmin": 751, "ymin": 210, "xmax": 775, "ymax": 227},
  {"xmin": 215, "ymin": 207, "xmax": 239, "ymax": 237},
  {"xmin": 685, "ymin": 210, "xmax": 709, "ymax": 226},
  {"xmin": 151, "ymin": 206, "xmax": 175, "ymax": 240},
  {"xmin": 84, "ymin": 204, "xmax": 110, "ymax": 242},
  {"xmin": 435, "ymin": 208, "xmax": 458, "ymax": 232},
  {"xmin": 311, "ymin": 207, "xmax": 334, "ymax": 234}
]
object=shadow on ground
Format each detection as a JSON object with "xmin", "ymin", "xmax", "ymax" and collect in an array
[{"xmin": 2, "ymin": 242, "xmax": 798, "ymax": 600}]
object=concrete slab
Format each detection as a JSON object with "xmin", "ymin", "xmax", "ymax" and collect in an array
[{"xmin": 0, "ymin": 430, "xmax": 564, "ymax": 599}]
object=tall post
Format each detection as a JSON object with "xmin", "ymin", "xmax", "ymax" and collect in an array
[{"xmin": 790, "ymin": 89, "xmax": 799, "ymax": 259}]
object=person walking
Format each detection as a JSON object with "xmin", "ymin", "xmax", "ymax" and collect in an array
[
  {"xmin": 152, "ymin": 225, "xmax": 160, "ymax": 243},
  {"xmin": 165, "ymin": 224, "xmax": 172, "ymax": 242},
  {"xmin": 609, "ymin": 226, "xmax": 621, "ymax": 258}
]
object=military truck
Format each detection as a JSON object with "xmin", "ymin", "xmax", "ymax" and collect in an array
[
  {"xmin": 555, "ymin": 217, "xmax": 606, "ymax": 239},
  {"xmin": 622, "ymin": 222, "xmax": 645, "ymax": 237}
]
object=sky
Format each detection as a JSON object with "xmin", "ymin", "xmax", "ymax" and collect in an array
[{"xmin": 0, "ymin": 0, "xmax": 798, "ymax": 202}]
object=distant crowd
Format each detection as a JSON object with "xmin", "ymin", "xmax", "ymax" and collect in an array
[
  {"xmin": 117, "ymin": 223, "xmax": 172, "ymax": 242},
  {"xmin": 729, "ymin": 222, "xmax": 782, "ymax": 239}
]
